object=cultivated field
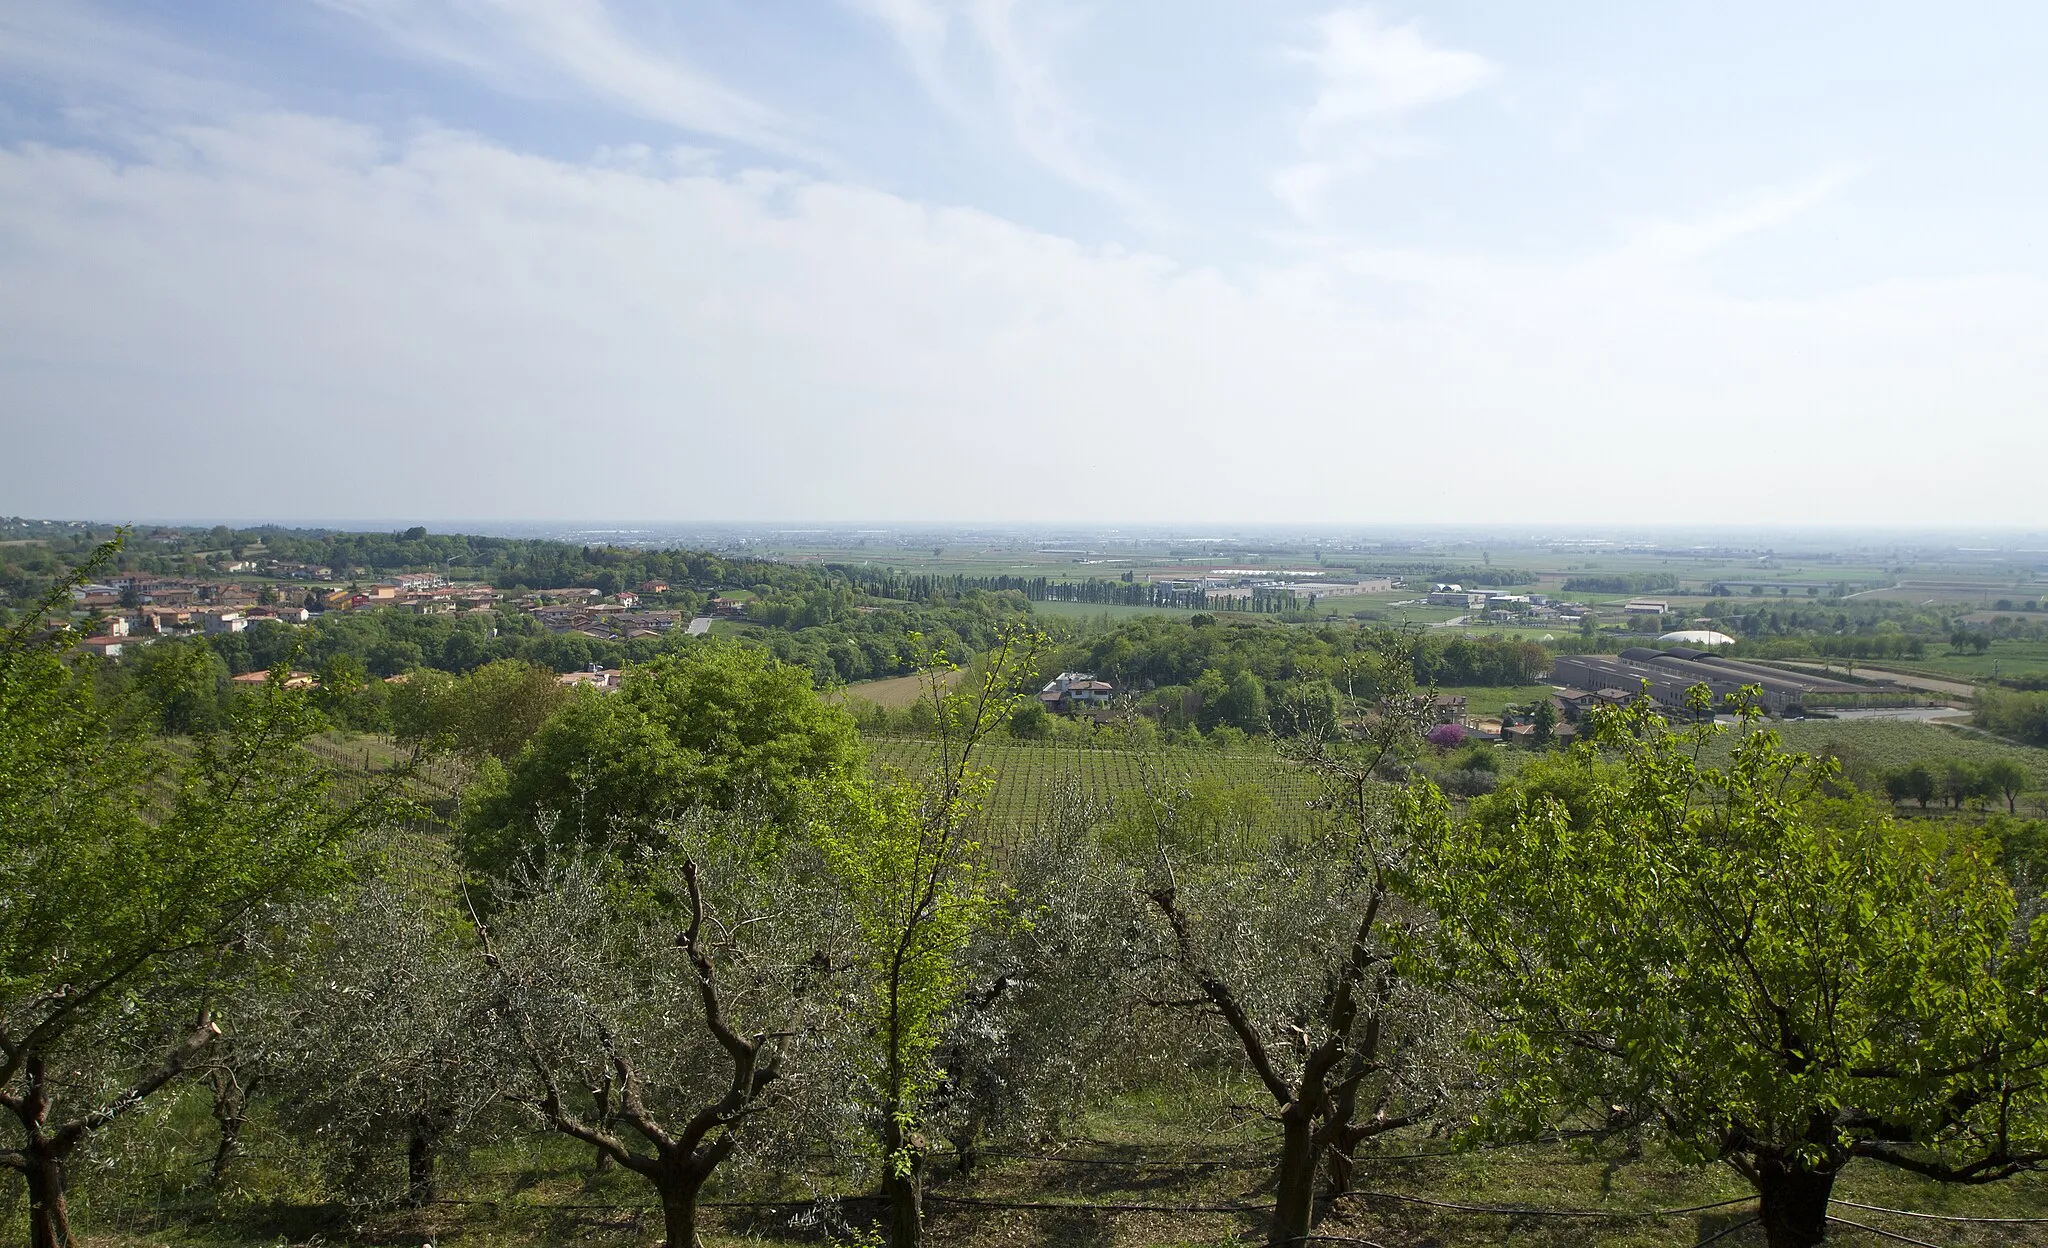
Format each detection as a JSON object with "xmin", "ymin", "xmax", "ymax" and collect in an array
[
  {"xmin": 828, "ymin": 668, "xmax": 967, "ymax": 709},
  {"xmin": 866, "ymin": 737, "xmax": 1330, "ymax": 854}
]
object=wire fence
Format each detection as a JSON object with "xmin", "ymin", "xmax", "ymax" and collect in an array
[{"xmin": 69, "ymin": 1140, "xmax": 2048, "ymax": 1248}]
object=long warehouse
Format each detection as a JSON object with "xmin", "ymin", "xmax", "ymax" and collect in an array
[{"xmin": 1550, "ymin": 647, "xmax": 1869, "ymax": 716}]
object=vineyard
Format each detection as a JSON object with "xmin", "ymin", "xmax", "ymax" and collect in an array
[
  {"xmin": 865, "ymin": 737, "xmax": 1333, "ymax": 855},
  {"xmin": 1718, "ymin": 717, "xmax": 2048, "ymax": 786}
]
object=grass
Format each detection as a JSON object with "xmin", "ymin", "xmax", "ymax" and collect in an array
[
  {"xmin": 1890, "ymin": 640, "xmax": 2048, "ymax": 682},
  {"xmin": 827, "ymin": 669, "xmax": 964, "ymax": 709},
  {"xmin": 1439, "ymin": 684, "xmax": 1560, "ymax": 717},
  {"xmin": 75, "ymin": 1073, "xmax": 2048, "ymax": 1248},
  {"xmin": 1027, "ymin": 599, "xmax": 1200, "ymax": 622},
  {"xmin": 1676, "ymin": 717, "xmax": 2048, "ymax": 812}
]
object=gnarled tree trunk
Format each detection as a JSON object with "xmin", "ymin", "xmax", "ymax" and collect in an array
[
  {"xmin": 655, "ymin": 1159, "xmax": 710, "ymax": 1248},
  {"xmin": 405, "ymin": 1118, "xmax": 437, "ymax": 1207},
  {"xmin": 22, "ymin": 1146, "xmax": 75, "ymax": 1248},
  {"xmin": 1269, "ymin": 1109, "xmax": 1319, "ymax": 1248},
  {"xmin": 1753, "ymin": 1158, "xmax": 1838, "ymax": 1248}
]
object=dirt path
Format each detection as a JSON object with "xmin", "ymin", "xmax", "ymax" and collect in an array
[{"xmin": 1774, "ymin": 660, "xmax": 1978, "ymax": 700}]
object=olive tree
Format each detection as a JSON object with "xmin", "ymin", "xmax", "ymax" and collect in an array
[
  {"xmin": 1410, "ymin": 689, "xmax": 2048, "ymax": 1248},
  {"xmin": 927, "ymin": 782, "xmax": 1149, "ymax": 1172},
  {"xmin": 1130, "ymin": 631, "xmax": 1456, "ymax": 1247},
  {"xmin": 482, "ymin": 827, "xmax": 838, "ymax": 1248},
  {"xmin": 227, "ymin": 839, "xmax": 496, "ymax": 1206}
]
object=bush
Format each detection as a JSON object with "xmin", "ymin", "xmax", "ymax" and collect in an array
[
  {"xmin": 1978, "ymin": 689, "xmax": 2048, "ymax": 747},
  {"xmin": 1439, "ymin": 767, "xmax": 1500, "ymax": 798}
]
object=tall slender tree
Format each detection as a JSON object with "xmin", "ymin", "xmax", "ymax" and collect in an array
[{"xmin": 811, "ymin": 627, "xmax": 1042, "ymax": 1247}]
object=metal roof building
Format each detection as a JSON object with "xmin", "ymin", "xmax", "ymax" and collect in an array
[{"xmin": 1550, "ymin": 648, "xmax": 1865, "ymax": 716}]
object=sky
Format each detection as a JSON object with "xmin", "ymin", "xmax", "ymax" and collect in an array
[{"xmin": 1, "ymin": 1, "xmax": 2044, "ymax": 527}]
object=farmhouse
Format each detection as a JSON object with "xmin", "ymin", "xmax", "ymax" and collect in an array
[
  {"xmin": 1039, "ymin": 672, "xmax": 1114, "ymax": 716},
  {"xmin": 558, "ymin": 667, "xmax": 623, "ymax": 691}
]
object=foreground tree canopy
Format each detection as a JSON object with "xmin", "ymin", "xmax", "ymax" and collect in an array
[
  {"xmin": 1410, "ymin": 691, "xmax": 2048, "ymax": 1248},
  {"xmin": 459, "ymin": 641, "xmax": 864, "ymax": 875},
  {"xmin": 0, "ymin": 547, "xmax": 393, "ymax": 1248}
]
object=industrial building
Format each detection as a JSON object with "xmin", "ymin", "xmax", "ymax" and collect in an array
[{"xmin": 1549, "ymin": 647, "xmax": 1868, "ymax": 716}]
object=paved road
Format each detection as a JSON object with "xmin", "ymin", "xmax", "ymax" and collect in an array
[
  {"xmin": 686, "ymin": 616, "xmax": 713, "ymax": 635},
  {"xmin": 1809, "ymin": 706, "xmax": 1970, "ymax": 723}
]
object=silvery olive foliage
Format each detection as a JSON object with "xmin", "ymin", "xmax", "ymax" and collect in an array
[
  {"xmin": 927, "ymin": 780, "xmax": 1154, "ymax": 1166},
  {"xmin": 224, "ymin": 834, "xmax": 497, "ymax": 1206},
  {"xmin": 478, "ymin": 821, "xmax": 852, "ymax": 1248},
  {"xmin": 1122, "ymin": 632, "xmax": 1475, "ymax": 1248}
]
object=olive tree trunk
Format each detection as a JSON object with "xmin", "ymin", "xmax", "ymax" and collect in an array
[{"xmin": 21, "ymin": 1147, "xmax": 75, "ymax": 1248}]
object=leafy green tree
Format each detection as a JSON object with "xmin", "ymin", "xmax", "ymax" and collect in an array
[
  {"xmin": 390, "ymin": 659, "xmax": 569, "ymax": 763},
  {"xmin": 1941, "ymin": 758, "xmax": 1991, "ymax": 810},
  {"xmin": 127, "ymin": 638, "xmax": 231, "ymax": 735},
  {"xmin": 1883, "ymin": 761, "xmax": 1937, "ymax": 810},
  {"xmin": 810, "ymin": 628, "xmax": 1039, "ymax": 1247},
  {"xmin": 1411, "ymin": 691, "xmax": 2048, "ymax": 1248},
  {"xmin": 0, "ymin": 550, "xmax": 393, "ymax": 1247},
  {"xmin": 461, "ymin": 642, "xmax": 862, "ymax": 877},
  {"xmin": 1530, "ymin": 698, "xmax": 1556, "ymax": 746},
  {"xmin": 1005, "ymin": 698, "xmax": 1051, "ymax": 740},
  {"xmin": 1978, "ymin": 690, "xmax": 2048, "ymax": 748},
  {"xmin": 1983, "ymin": 757, "xmax": 2032, "ymax": 815}
]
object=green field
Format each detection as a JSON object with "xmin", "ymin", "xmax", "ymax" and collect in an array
[
  {"xmin": 1881, "ymin": 639, "xmax": 2048, "ymax": 682},
  {"xmin": 827, "ymin": 668, "xmax": 964, "ymax": 709},
  {"xmin": 1026, "ymin": 598, "xmax": 1197, "ymax": 623},
  {"xmin": 1698, "ymin": 718, "xmax": 2048, "ymax": 801},
  {"xmin": 1439, "ymin": 684, "xmax": 1560, "ymax": 718},
  {"xmin": 866, "ymin": 737, "xmax": 1328, "ymax": 853}
]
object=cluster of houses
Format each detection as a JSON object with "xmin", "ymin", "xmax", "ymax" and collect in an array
[
  {"xmin": 529, "ymin": 605, "xmax": 690, "ymax": 643},
  {"xmin": 64, "ymin": 566, "xmax": 727, "ymax": 671},
  {"xmin": 65, "ymin": 569, "xmax": 518, "ymax": 656},
  {"xmin": 1421, "ymin": 583, "xmax": 1594, "ymax": 626}
]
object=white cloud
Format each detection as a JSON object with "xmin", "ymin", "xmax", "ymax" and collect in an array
[
  {"xmin": 2, "ymin": 112, "xmax": 2043, "ymax": 526},
  {"xmin": 1294, "ymin": 7, "xmax": 1495, "ymax": 131},
  {"xmin": 1276, "ymin": 7, "xmax": 1495, "ymax": 219},
  {"xmin": 318, "ymin": 0, "xmax": 821, "ymax": 163},
  {"xmin": 852, "ymin": 0, "xmax": 1147, "ymax": 215},
  {"xmin": 1627, "ymin": 168, "xmax": 1861, "ymax": 258}
]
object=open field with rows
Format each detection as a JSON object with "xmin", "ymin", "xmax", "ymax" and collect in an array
[
  {"xmin": 866, "ymin": 737, "xmax": 1331, "ymax": 850},
  {"xmin": 1693, "ymin": 717, "xmax": 2048, "ymax": 797}
]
